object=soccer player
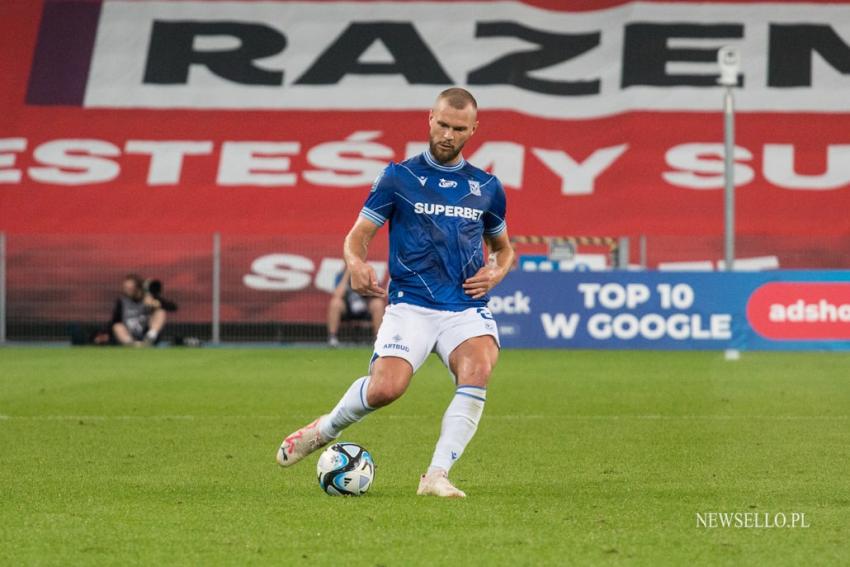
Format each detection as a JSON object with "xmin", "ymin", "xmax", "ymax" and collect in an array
[{"xmin": 276, "ymin": 88, "xmax": 514, "ymax": 498}]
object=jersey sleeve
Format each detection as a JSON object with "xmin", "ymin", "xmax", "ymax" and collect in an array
[
  {"xmin": 483, "ymin": 177, "xmax": 507, "ymax": 237},
  {"xmin": 359, "ymin": 164, "xmax": 396, "ymax": 227}
]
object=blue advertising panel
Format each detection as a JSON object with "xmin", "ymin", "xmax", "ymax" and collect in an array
[{"xmin": 490, "ymin": 271, "xmax": 850, "ymax": 350}]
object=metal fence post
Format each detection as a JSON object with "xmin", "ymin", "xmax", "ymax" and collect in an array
[
  {"xmin": 616, "ymin": 237, "xmax": 630, "ymax": 269},
  {"xmin": 0, "ymin": 232, "xmax": 5, "ymax": 343},
  {"xmin": 212, "ymin": 232, "xmax": 221, "ymax": 345},
  {"xmin": 639, "ymin": 235, "xmax": 647, "ymax": 270}
]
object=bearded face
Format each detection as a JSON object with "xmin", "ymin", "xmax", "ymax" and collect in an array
[
  {"xmin": 427, "ymin": 99, "xmax": 478, "ymax": 165},
  {"xmin": 429, "ymin": 137, "xmax": 463, "ymax": 164}
]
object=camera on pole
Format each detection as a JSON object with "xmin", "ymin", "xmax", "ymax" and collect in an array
[{"xmin": 717, "ymin": 46, "xmax": 741, "ymax": 87}]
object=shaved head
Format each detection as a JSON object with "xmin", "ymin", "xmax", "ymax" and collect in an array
[{"xmin": 436, "ymin": 87, "xmax": 478, "ymax": 113}]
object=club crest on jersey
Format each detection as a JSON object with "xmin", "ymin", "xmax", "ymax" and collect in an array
[
  {"xmin": 469, "ymin": 180, "xmax": 481, "ymax": 196},
  {"xmin": 439, "ymin": 178, "xmax": 458, "ymax": 188}
]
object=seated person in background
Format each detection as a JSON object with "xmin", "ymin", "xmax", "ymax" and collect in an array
[
  {"xmin": 327, "ymin": 268, "xmax": 386, "ymax": 347},
  {"xmin": 111, "ymin": 274, "xmax": 175, "ymax": 346}
]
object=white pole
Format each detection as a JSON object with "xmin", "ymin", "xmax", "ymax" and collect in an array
[
  {"xmin": 718, "ymin": 46, "xmax": 741, "ymax": 360},
  {"xmin": 723, "ymin": 86, "xmax": 735, "ymax": 272},
  {"xmin": 717, "ymin": 46, "xmax": 740, "ymax": 272}
]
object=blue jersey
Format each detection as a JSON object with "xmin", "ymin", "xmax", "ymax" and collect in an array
[{"xmin": 360, "ymin": 151, "xmax": 507, "ymax": 311}]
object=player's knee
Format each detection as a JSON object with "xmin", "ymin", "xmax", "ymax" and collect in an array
[
  {"xmin": 457, "ymin": 360, "xmax": 493, "ymax": 387},
  {"xmin": 367, "ymin": 361, "xmax": 411, "ymax": 407},
  {"xmin": 366, "ymin": 379, "xmax": 406, "ymax": 408}
]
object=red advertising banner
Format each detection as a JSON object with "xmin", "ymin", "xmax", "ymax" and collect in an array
[{"xmin": 1, "ymin": 0, "xmax": 849, "ymax": 328}]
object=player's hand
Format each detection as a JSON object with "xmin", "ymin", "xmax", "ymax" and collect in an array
[
  {"xmin": 349, "ymin": 261, "xmax": 386, "ymax": 297},
  {"xmin": 463, "ymin": 266, "xmax": 504, "ymax": 299}
]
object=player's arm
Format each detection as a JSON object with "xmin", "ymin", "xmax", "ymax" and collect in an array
[
  {"xmin": 463, "ymin": 230, "xmax": 515, "ymax": 299},
  {"xmin": 343, "ymin": 218, "xmax": 386, "ymax": 297}
]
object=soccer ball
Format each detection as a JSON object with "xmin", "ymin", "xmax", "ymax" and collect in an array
[{"xmin": 316, "ymin": 442, "xmax": 375, "ymax": 496}]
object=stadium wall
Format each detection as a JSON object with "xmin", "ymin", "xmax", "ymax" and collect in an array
[{"xmin": 1, "ymin": 0, "xmax": 849, "ymax": 339}]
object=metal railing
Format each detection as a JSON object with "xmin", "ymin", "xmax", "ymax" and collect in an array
[{"xmin": 0, "ymin": 231, "xmax": 847, "ymax": 344}]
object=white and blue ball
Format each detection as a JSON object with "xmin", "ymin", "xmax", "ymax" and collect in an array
[{"xmin": 316, "ymin": 442, "xmax": 375, "ymax": 496}]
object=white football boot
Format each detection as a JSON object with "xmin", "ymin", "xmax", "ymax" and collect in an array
[
  {"xmin": 416, "ymin": 469, "xmax": 467, "ymax": 498},
  {"xmin": 276, "ymin": 416, "xmax": 332, "ymax": 467}
]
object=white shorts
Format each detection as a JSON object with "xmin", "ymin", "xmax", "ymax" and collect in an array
[{"xmin": 371, "ymin": 303, "xmax": 500, "ymax": 378}]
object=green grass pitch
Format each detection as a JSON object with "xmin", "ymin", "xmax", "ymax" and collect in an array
[{"xmin": 1, "ymin": 347, "xmax": 848, "ymax": 565}]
